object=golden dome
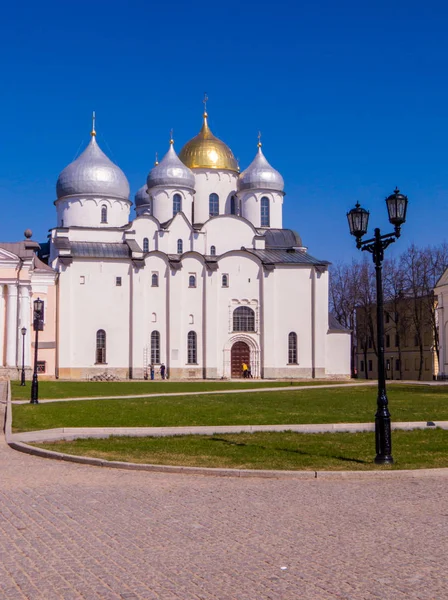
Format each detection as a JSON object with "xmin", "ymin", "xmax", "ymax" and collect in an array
[{"xmin": 179, "ymin": 113, "xmax": 238, "ymax": 172}]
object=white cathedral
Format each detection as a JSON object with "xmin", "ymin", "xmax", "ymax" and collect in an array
[{"xmin": 0, "ymin": 108, "xmax": 350, "ymax": 380}]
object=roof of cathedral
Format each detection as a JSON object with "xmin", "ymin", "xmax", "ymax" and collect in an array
[
  {"xmin": 263, "ymin": 229, "xmax": 302, "ymax": 248},
  {"xmin": 147, "ymin": 140, "xmax": 195, "ymax": 190},
  {"xmin": 0, "ymin": 240, "xmax": 40, "ymax": 259},
  {"xmin": 238, "ymin": 144, "xmax": 284, "ymax": 193},
  {"xmin": 328, "ymin": 314, "xmax": 351, "ymax": 332},
  {"xmin": 245, "ymin": 248, "xmax": 329, "ymax": 266},
  {"xmin": 134, "ymin": 184, "xmax": 149, "ymax": 207},
  {"xmin": 56, "ymin": 131, "xmax": 130, "ymax": 201},
  {"xmin": 179, "ymin": 112, "xmax": 238, "ymax": 172}
]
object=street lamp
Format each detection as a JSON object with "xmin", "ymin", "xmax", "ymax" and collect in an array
[
  {"xmin": 20, "ymin": 327, "xmax": 27, "ymax": 386},
  {"xmin": 347, "ymin": 188, "xmax": 409, "ymax": 464},
  {"xmin": 31, "ymin": 297, "xmax": 44, "ymax": 404}
]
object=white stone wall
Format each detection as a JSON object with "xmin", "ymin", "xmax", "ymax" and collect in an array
[
  {"xmin": 238, "ymin": 190, "xmax": 284, "ymax": 229},
  {"xmin": 192, "ymin": 170, "xmax": 238, "ymax": 224},
  {"xmin": 56, "ymin": 196, "xmax": 131, "ymax": 228}
]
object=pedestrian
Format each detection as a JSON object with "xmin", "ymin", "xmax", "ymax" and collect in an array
[
  {"xmin": 242, "ymin": 362, "xmax": 248, "ymax": 378},
  {"xmin": 150, "ymin": 363, "xmax": 155, "ymax": 380},
  {"xmin": 247, "ymin": 364, "xmax": 253, "ymax": 378},
  {"xmin": 160, "ymin": 363, "xmax": 166, "ymax": 380}
]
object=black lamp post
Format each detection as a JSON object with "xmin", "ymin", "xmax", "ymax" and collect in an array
[
  {"xmin": 20, "ymin": 327, "xmax": 27, "ymax": 386},
  {"xmin": 347, "ymin": 188, "xmax": 408, "ymax": 464},
  {"xmin": 31, "ymin": 297, "xmax": 44, "ymax": 404}
]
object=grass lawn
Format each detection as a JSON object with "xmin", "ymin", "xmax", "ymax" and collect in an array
[
  {"xmin": 10, "ymin": 379, "xmax": 346, "ymax": 400},
  {"xmin": 33, "ymin": 429, "xmax": 448, "ymax": 471},
  {"xmin": 12, "ymin": 384, "xmax": 448, "ymax": 433}
]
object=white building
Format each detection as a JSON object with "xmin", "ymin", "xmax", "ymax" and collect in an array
[{"xmin": 44, "ymin": 109, "xmax": 350, "ymax": 380}]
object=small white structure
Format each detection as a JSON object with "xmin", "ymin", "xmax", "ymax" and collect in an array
[
  {"xmin": 47, "ymin": 110, "xmax": 350, "ymax": 380},
  {"xmin": 435, "ymin": 269, "xmax": 448, "ymax": 377}
]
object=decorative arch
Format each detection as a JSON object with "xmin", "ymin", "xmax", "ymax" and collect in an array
[{"xmin": 222, "ymin": 334, "xmax": 261, "ymax": 379}]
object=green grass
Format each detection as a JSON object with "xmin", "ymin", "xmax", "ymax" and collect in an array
[
  {"xmin": 33, "ymin": 429, "xmax": 448, "ymax": 470},
  {"xmin": 12, "ymin": 385, "xmax": 448, "ymax": 433},
  {"xmin": 11, "ymin": 379, "xmax": 345, "ymax": 400}
]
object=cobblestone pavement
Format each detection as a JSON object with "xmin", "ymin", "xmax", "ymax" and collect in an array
[{"xmin": 1, "ymin": 384, "xmax": 448, "ymax": 599}]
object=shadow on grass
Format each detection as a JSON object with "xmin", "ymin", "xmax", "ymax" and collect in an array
[{"xmin": 210, "ymin": 437, "xmax": 369, "ymax": 464}]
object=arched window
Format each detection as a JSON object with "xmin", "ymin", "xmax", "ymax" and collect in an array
[
  {"xmin": 151, "ymin": 330, "xmax": 160, "ymax": 364},
  {"xmin": 143, "ymin": 237, "xmax": 149, "ymax": 252},
  {"xmin": 222, "ymin": 274, "xmax": 228, "ymax": 287},
  {"xmin": 96, "ymin": 330, "xmax": 106, "ymax": 363},
  {"xmin": 101, "ymin": 205, "xmax": 108, "ymax": 224},
  {"xmin": 230, "ymin": 195, "xmax": 237, "ymax": 215},
  {"xmin": 260, "ymin": 196, "xmax": 270, "ymax": 227},
  {"xmin": 210, "ymin": 245, "xmax": 216, "ymax": 256},
  {"xmin": 209, "ymin": 193, "xmax": 219, "ymax": 217},
  {"xmin": 233, "ymin": 306, "xmax": 255, "ymax": 332},
  {"xmin": 187, "ymin": 331, "xmax": 197, "ymax": 364},
  {"xmin": 177, "ymin": 239, "xmax": 183, "ymax": 254},
  {"xmin": 189, "ymin": 275, "xmax": 196, "ymax": 288},
  {"xmin": 288, "ymin": 332, "xmax": 298, "ymax": 364},
  {"xmin": 173, "ymin": 193, "xmax": 182, "ymax": 216},
  {"xmin": 151, "ymin": 273, "xmax": 159, "ymax": 287}
]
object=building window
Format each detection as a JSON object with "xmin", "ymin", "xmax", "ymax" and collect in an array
[
  {"xmin": 209, "ymin": 193, "xmax": 219, "ymax": 217},
  {"xmin": 173, "ymin": 193, "xmax": 182, "ymax": 216},
  {"xmin": 395, "ymin": 359, "xmax": 400, "ymax": 371},
  {"xmin": 386, "ymin": 334, "xmax": 390, "ymax": 348},
  {"xmin": 230, "ymin": 195, "xmax": 238, "ymax": 215},
  {"xmin": 386, "ymin": 359, "xmax": 391, "ymax": 370},
  {"xmin": 260, "ymin": 196, "xmax": 270, "ymax": 227},
  {"xmin": 233, "ymin": 306, "xmax": 255, "ymax": 332},
  {"xmin": 151, "ymin": 312, "xmax": 157, "ymax": 323},
  {"xmin": 36, "ymin": 361, "xmax": 46, "ymax": 373},
  {"xmin": 288, "ymin": 332, "xmax": 298, "ymax": 364},
  {"xmin": 414, "ymin": 334, "xmax": 419, "ymax": 347},
  {"xmin": 368, "ymin": 359, "xmax": 373, "ymax": 372},
  {"xmin": 151, "ymin": 330, "xmax": 160, "ymax": 364},
  {"xmin": 80, "ymin": 276, "xmax": 85, "ymax": 285},
  {"xmin": 222, "ymin": 274, "xmax": 229, "ymax": 287},
  {"xmin": 395, "ymin": 334, "xmax": 399, "ymax": 347},
  {"xmin": 210, "ymin": 245, "xmax": 216, "ymax": 256},
  {"xmin": 143, "ymin": 238, "xmax": 149, "ymax": 252},
  {"xmin": 101, "ymin": 205, "xmax": 107, "ymax": 223},
  {"xmin": 96, "ymin": 330, "xmax": 106, "ymax": 364},
  {"xmin": 385, "ymin": 312, "xmax": 390, "ymax": 324},
  {"xmin": 151, "ymin": 273, "xmax": 159, "ymax": 287},
  {"xmin": 177, "ymin": 239, "xmax": 183, "ymax": 254},
  {"xmin": 187, "ymin": 331, "xmax": 197, "ymax": 364},
  {"xmin": 360, "ymin": 360, "xmax": 365, "ymax": 372},
  {"xmin": 189, "ymin": 314, "xmax": 194, "ymax": 324},
  {"xmin": 116, "ymin": 277, "xmax": 122, "ymax": 286},
  {"xmin": 189, "ymin": 274, "xmax": 196, "ymax": 288}
]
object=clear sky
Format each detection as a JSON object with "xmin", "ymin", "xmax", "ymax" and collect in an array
[{"xmin": 0, "ymin": 0, "xmax": 447, "ymax": 263}]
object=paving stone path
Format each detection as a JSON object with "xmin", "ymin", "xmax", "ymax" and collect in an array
[{"xmin": 1, "ymin": 382, "xmax": 448, "ymax": 599}]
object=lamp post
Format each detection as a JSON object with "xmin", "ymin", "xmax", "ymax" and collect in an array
[
  {"xmin": 20, "ymin": 327, "xmax": 27, "ymax": 386},
  {"xmin": 31, "ymin": 298, "xmax": 44, "ymax": 404},
  {"xmin": 347, "ymin": 188, "xmax": 408, "ymax": 464}
]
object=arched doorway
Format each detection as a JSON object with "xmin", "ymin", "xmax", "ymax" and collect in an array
[{"xmin": 231, "ymin": 341, "xmax": 250, "ymax": 378}]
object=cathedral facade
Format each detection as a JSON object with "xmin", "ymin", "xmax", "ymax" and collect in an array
[{"xmin": 0, "ymin": 109, "xmax": 350, "ymax": 380}]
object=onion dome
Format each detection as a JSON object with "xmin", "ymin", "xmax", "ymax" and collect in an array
[
  {"xmin": 134, "ymin": 184, "xmax": 149, "ymax": 207},
  {"xmin": 147, "ymin": 139, "xmax": 195, "ymax": 190},
  {"xmin": 56, "ymin": 124, "xmax": 130, "ymax": 200},
  {"xmin": 238, "ymin": 141, "xmax": 284, "ymax": 193},
  {"xmin": 179, "ymin": 112, "xmax": 238, "ymax": 172}
]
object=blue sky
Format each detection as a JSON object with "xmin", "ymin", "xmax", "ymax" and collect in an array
[{"xmin": 0, "ymin": 0, "xmax": 447, "ymax": 263}]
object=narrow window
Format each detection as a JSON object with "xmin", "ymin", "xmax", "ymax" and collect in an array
[
  {"xmin": 210, "ymin": 245, "xmax": 216, "ymax": 256},
  {"xmin": 143, "ymin": 237, "xmax": 149, "ymax": 252},
  {"xmin": 386, "ymin": 334, "xmax": 390, "ymax": 348},
  {"xmin": 187, "ymin": 331, "xmax": 197, "ymax": 364},
  {"xmin": 96, "ymin": 330, "xmax": 106, "ymax": 364},
  {"xmin": 173, "ymin": 193, "xmax": 182, "ymax": 216},
  {"xmin": 151, "ymin": 273, "xmax": 159, "ymax": 287},
  {"xmin": 189, "ymin": 314, "xmax": 194, "ymax": 324},
  {"xmin": 368, "ymin": 360, "xmax": 373, "ymax": 372},
  {"xmin": 368, "ymin": 337, "xmax": 372, "ymax": 349},
  {"xmin": 189, "ymin": 274, "xmax": 196, "ymax": 288},
  {"xmin": 288, "ymin": 332, "xmax": 298, "ymax": 364},
  {"xmin": 233, "ymin": 306, "xmax": 255, "ymax": 332},
  {"xmin": 80, "ymin": 276, "xmax": 85, "ymax": 285},
  {"xmin": 209, "ymin": 193, "xmax": 219, "ymax": 217},
  {"xmin": 360, "ymin": 360, "xmax": 365, "ymax": 372},
  {"xmin": 230, "ymin": 195, "xmax": 237, "ymax": 215},
  {"xmin": 177, "ymin": 239, "xmax": 183, "ymax": 254},
  {"xmin": 395, "ymin": 359, "xmax": 400, "ymax": 371},
  {"xmin": 386, "ymin": 359, "xmax": 391, "ymax": 370},
  {"xmin": 385, "ymin": 312, "xmax": 390, "ymax": 324},
  {"xmin": 222, "ymin": 274, "xmax": 229, "ymax": 287},
  {"xmin": 260, "ymin": 196, "xmax": 270, "ymax": 227},
  {"xmin": 61, "ymin": 219, "xmax": 64, "ymax": 227},
  {"xmin": 116, "ymin": 277, "xmax": 122, "ymax": 286},
  {"xmin": 101, "ymin": 205, "xmax": 107, "ymax": 223},
  {"xmin": 395, "ymin": 334, "xmax": 399, "ymax": 347},
  {"xmin": 151, "ymin": 331, "xmax": 160, "ymax": 364}
]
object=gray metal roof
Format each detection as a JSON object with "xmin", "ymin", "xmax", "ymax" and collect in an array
[
  {"xmin": 0, "ymin": 241, "xmax": 40, "ymax": 259},
  {"xmin": 263, "ymin": 228, "xmax": 303, "ymax": 249},
  {"xmin": 56, "ymin": 136, "xmax": 130, "ymax": 201},
  {"xmin": 328, "ymin": 314, "xmax": 351, "ymax": 332},
  {"xmin": 69, "ymin": 242, "xmax": 131, "ymax": 259},
  {"xmin": 134, "ymin": 184, "xmax": 149, "ymax": 207},
  {"xmin": 238, "ymin": 147, "xmax": 284, "ymax": 193},
  {"xmin": 245, "ymin": 248, "xmax": 329, "ymax": 266},
  {"xmin": 147, "ymin": 143, "xmax": 195, "ymax": 190}
]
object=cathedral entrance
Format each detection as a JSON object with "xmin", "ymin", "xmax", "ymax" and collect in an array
[{"xmin": 231, "ymin": 341, "xmax": 250, "ymax": 378}]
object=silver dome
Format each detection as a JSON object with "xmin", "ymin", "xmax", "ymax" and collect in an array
[
  {"xmin": 135, "ymin": 184, "xmax": 149, "ymax": 207},
  {"xmin": 238, "ymin": 147, "xmax": 284, "ymax": 193},
  {"xmin": 147, "ymin": 143, "xmax": 195, "ymax": 190},
  {"xmin": 56, "ymin": 136, "xmax": 130, "ymax": 200}
]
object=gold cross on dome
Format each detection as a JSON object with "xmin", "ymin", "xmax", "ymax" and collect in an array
[
  {"xmin": 203, "ymin": 93, "xmax": 208, "ymax": 115},
  {"xmin": 257, "ymin": 131, "xmax": 262, "ymax": 148}
]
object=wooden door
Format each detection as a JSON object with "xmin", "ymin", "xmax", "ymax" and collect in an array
[{"xmin": 231, "ymin": 341, "xmax": 250, "ymax": 378}]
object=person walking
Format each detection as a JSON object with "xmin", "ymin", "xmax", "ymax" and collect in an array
[
  {"xmin": 160, "ymin": 363, "xmax": 166, "ymax": 380},
  {"xmin": 242, "ymin": 362, "xmax": 248, "ymax": 378},
  {"xmin": 150, "ymin": 364, "xmax": 155, "ymax": 380}
]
